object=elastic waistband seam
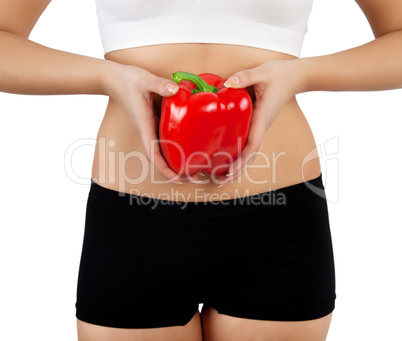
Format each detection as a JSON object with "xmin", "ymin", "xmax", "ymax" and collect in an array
[
  {"xmin": 87, "ymin": 192, "xmax": 297, "ymax": 219},
  {"xmin": 86, "ymin": 175, "xmax": 325, "ymax": 218}
]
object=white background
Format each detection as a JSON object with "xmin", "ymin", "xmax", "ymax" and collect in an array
[{"xmin": 0, "ymin": 0, "xmax": 401, "ymax": 340}]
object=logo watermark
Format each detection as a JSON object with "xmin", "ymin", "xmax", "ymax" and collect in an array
[{"xmin": 64, "ymin": 135, "xmax": 340, "ymax": 206}]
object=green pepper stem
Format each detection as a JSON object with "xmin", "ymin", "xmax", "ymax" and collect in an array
[{"xmin": 172, "ymin": 71, "xmax": 219, "ymax": 94}]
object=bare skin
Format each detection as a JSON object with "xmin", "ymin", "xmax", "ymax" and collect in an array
[
  {"xmin": 76, "ymin": 312, "xmax": 204, "ymax": 341},
  {"xmin": 201, "ymin": 306, "xmax": 333, "ymax": 341},
  {"xmin": 1, "ymin": 0, "xmax": 402, "ymax": 340},
  {"xmin": 76, "ymin": 308, "xmax": 332, "ymax": 341}
]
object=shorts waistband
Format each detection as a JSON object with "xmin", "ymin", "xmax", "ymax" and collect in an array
[{"xmin": 87, "ymin": 173, "xmax": 326, "ymax": 218}]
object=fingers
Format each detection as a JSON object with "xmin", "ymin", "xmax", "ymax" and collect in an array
[
  {"xmin": 143, "ymin": 74, "xmax": 208, "ymax": 182},
  {"xmin": 146, "ymin": 73, "xmax": 180, "ymax": 97},
  {"xmin": 139, "ymin": 122, "xmax": 193, "ymax": 183},
  {"xmin": 215, "ymin": 127, "xmax": 265, "ymax": 186},
  {"xmin": 215, "ymin": 98, "xmax": 274, "ymax": 186},
  {"xmin": 223, "ymin": 66, "xmax": 266, "ymax": 89},
  {"xmin": 132, "ymin": 96, "xmax": 191, "ymax": 183},
  {"xmin": 109, "ymin": 67, "xmax": 192, "ymax": 183},
  {"xmin": 126, "ymin": 71, "xmax": 206, "ymax": 183}
]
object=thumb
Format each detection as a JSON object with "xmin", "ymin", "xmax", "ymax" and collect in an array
[
  {"xmin": 224, "ymin": 69, "xmax": 257, "ymax": 89},
  {"xmin": 149, "ymin": 75, "xmax": 180, "ymax": 97}
]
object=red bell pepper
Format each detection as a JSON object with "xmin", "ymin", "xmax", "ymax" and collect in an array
[{"xmin": 159, "ymin": 71, "xmax": 252, "ymax": 177}]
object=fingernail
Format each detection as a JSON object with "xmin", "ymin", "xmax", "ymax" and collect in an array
[
  {"xmin": 226, "ymin": 169, "xmax": 239, "ymax": 177},
  {"xmin": 217, "ymin": 180, "xmax": 232, "ymax": 188},
  {"xmin": 166, "ymin": 84, "xmax": 179, "ymax": 94},
  {"xmin": 224, "ymin": 76, "xmax": 240, "ymax": 87},
  {"xmin": 173, "ymin": 181, "xmax": 183, "ymax": 185}
]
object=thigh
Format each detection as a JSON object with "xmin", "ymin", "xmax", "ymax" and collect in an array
[
  {"xmin": 201, "ymin": 306, "xmax": 332, "ymax": 341},
  {"xmin": 77, "ymin": 311, "xmax": 203, "ymax": 341}
]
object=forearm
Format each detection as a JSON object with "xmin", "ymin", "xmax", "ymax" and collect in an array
[
  {"xmin": 0, "ymin": 30, "xmax": 117, "ymax": 96},
  {"xmin": 297, "ymin": 30, "xmax": 402, "ymax": 93}
]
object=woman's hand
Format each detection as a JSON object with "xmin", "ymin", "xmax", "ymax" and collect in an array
[
  {"xmin": 215, "ymin": 59, "xmax": 307, "ymax": 186},
  {"xmin": 101, "ymin": 61, "xmax": 197, "ymax": 184}
]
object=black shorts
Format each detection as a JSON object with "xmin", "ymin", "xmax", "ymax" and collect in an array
[{"xmin": 75, "ymin": 173, "xmax": 336, "ymax": 328}]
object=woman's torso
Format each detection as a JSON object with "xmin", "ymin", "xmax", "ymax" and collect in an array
[{"xmin": 92, "ymin": 43, "xmax": 321, "ymax": 201}]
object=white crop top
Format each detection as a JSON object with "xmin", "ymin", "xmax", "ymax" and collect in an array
[{"xmin": 95, "ymin": 0, "xmax": 314, "ymax": 58}]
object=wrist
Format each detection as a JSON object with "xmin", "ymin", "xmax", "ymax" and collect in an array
[
  {"xmin": 99, "ymin": 59, "xmax": 125, "ymax": 97},
  {"xmin": 289, "ymin": 57, "xmax": 313, "ymax": 94}
]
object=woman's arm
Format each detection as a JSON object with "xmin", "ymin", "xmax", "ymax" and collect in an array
[
  {"xmin": 297, "ymin": 30, "xmax": 402, "ymax": 93},
  {"xmin": 0, "ymin": 30, "xmax": 187, "ymax": 182},
  {"xmin": 296, "ymin": 0, "xmax": 402, "ymax": 93},
  {"xmin": 0, "ymin": 30, "xmax": 115, "ymax": 96},
  {"xmin": 0, "ymin": 0, "xmax": 115, "ymax": 95}
]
